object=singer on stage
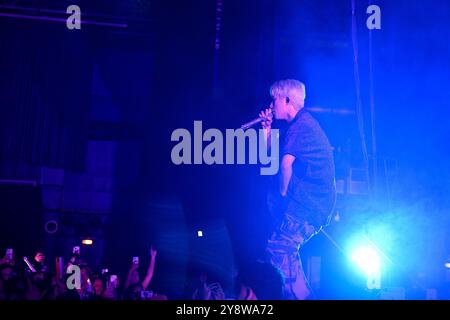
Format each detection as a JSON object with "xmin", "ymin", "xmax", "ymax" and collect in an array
[{"xmin": 259, "ymin": 79, "xmax": 336, "ymax": 300}]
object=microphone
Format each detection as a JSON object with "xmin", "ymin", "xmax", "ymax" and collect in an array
[{"xmin": 240, "ymin": 110, "xmax": 273, "ymax": 130}]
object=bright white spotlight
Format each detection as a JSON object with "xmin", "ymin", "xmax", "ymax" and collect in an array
[
  {"xmin": 351, "ymin": 245, "xmax": 381, "ymax": 289},
  {"xmin": 352, "ymin": 246, "xmax": 380, "ymax": 275},
  {"xmin": 197, "ymin": 230, "xmax": 203, "ymax": 237}
]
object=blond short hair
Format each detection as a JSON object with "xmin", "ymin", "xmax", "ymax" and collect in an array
[{"xmin": 270, "ymin": 79, "xmax": 306, "ymax": 109}]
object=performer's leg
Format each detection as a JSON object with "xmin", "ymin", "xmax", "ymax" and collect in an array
[{"xmin": 266, "ymin": 213, "xmax": 317, "ymax": 300}]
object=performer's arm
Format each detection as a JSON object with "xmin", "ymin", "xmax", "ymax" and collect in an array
[
  {"xmin": 280, "ymin": 154, "xmax": 295, "ymax": 196},
  {"xmin": 260, "ymin": 108, "xmax": 273, "ymax": 149},
  {"xmin": 263, "ymin": 128, "xmax": 271, "ymax": 149}
]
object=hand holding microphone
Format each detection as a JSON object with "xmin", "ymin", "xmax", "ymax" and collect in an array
[
  {"xmin": 241, "ymin": 107, "xmax": 273, "ymax": 130},
  {"xmin": 259, "ymin": 108, "xmax": 273, "ymax": 129}
]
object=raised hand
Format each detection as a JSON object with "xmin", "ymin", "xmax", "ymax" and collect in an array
[
  {"xmin": 259, "ymin": 108, "xmax": 273, "ymax": 129},
  {"xmin": 150, "ymin": 246, "xmax": 157, "ymax": 258},
  {"xmin": 208, "ymin": 282, "xmax": 225, "ymax": 300},
  {"xmin": 34, "ymin": 252, "xmax": 45, "ymax": 263}
]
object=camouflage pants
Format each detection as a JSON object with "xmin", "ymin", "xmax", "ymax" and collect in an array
[{"xmin": 266, "ymin": 213, "xmax": 317, "ymax": 300}]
